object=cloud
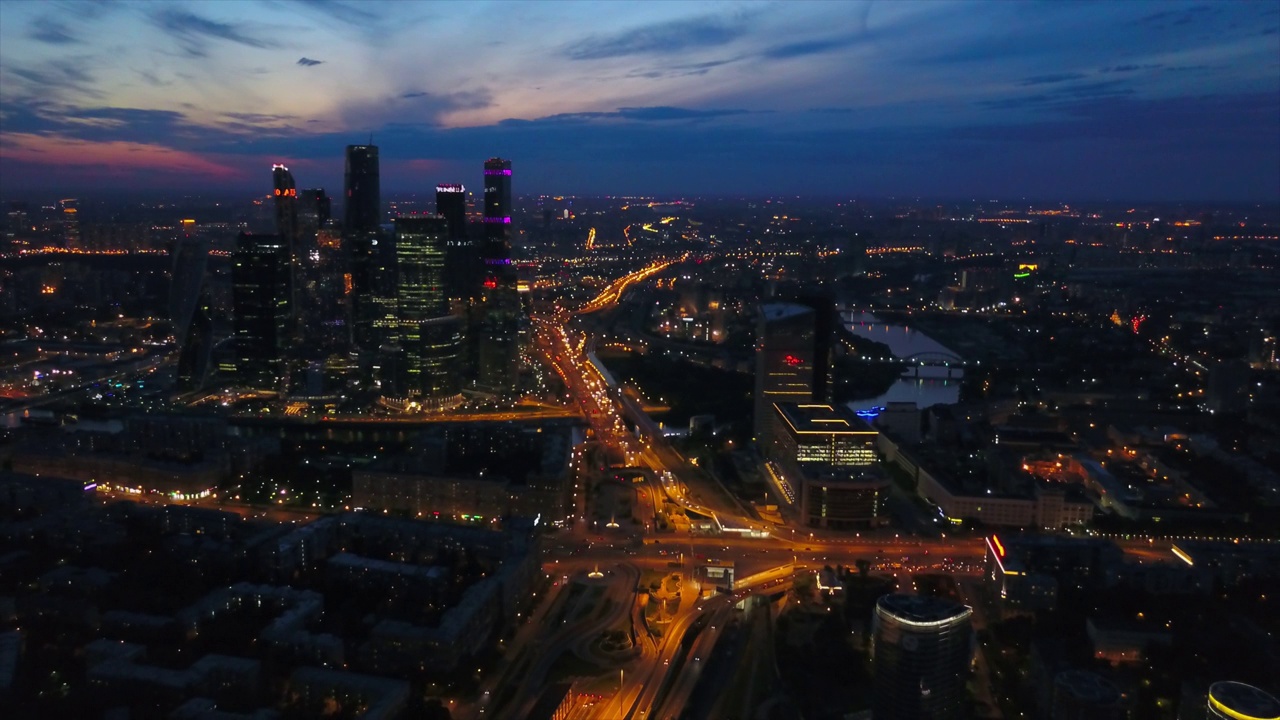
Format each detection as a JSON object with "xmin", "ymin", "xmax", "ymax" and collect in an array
[
  {"xmin": 506, "ymin": 106, "xmax": 752, "ymax": 124},
  {"xmin": 565, "ymin": 14, "xmax": 749, "ymax": 61},
  {"xmin": 297, "ymin": 57, "xmax": 324, "ymax": 67},
  {"xmin": 282, "ymin": 0, "xmax": 379, "ymax": 28},
  {"xmin": 28, "ymin": 16, "xmax": 81, "ymax": 45},
  {"xmin": 151, "ymin": 8, "xmax": 275, "ymax": 57},
  {"xmin": 335, "ymin": 89, "xmax": 494, "ymax": 130},
  {"xmin": 625, "ymin": 57, "xmax": 743, "ymax": 80},
  {"xmin": 5, "ymin": 57, "xmax": 104, "ymax": 100},
  {"xmin": 1101, "ymin": 64, "xmax": 1163, "ymax": 73},
  {"xmin": 979, "ymin": 79, "xmax": 1134, "ymax": 111},
  {"xmin": 761, "ymin": 35, "xmax": 860, "ymax": 60},
  {"xmin": 0, "ymin": 132, "xmax": 243, "ymax": 179},
  {"xmin": 1020, "ymin": 73, "xmax": 1088, "ymax": 86},
  {"xmin": 222, "ymin": 112, "xmax": 298, "ymax": 124}
]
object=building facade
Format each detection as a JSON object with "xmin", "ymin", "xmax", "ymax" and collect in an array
[
  {"xmin": 475, "ymin": 158, "xmax": 521, "ymax": 394},
  {"xmin": 227, "ymin": 232, "xmax": 290, "ymax": 388},
  {"xmin": 754, "ymin": 303, "xmax": 819, "ymax": 450},
  {"xmin": 871, "ymin": 594, "xmax": 974, "ymax": 720}
]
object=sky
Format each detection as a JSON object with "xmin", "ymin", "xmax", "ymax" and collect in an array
[{"xmin": 1, "ymin": 0, "xmax": 1278, "ymax": 202}]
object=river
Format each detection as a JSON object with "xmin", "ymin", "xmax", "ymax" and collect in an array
[{"xmin": 843, "ymin": 312, "xmax": 963, "ymax": 414}]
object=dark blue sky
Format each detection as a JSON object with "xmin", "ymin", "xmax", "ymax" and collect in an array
[{"xmin": 1, "ymin": 0, "xmax": 1277, "ymax": 201}]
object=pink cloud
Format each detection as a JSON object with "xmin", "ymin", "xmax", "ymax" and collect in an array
[{"xmin": 0, "ymin": 133, "xmax": 244, "ymax": 180}]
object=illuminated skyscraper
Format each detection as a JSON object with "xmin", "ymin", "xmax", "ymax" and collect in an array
[
  {"xmin": 226, "ymin": 232, "xmax": 290, "ymax": 389},
  {"xmin": 59, "ymin": 198, "xmax": 79, "ymax": 248},
  {"xmin": 871, "ymin": 594, "xmax": 974, "ymax": 720},
  {"xmin": 389, "ymin": 216, "xmax": 462, "ymax": 408},
  {"xmin": 272, "ymin": 164, "xmax": 301, "ymax": 341},
  {"xmin": 475, "ymin": 158, "xmax": 520, "ymax": 393},
  {"xmin": 754, "ymin": 303, "xmax": 818, "ymax": 450}
]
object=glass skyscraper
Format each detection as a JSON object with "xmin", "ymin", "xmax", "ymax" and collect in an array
[
  {"xmin": 170, "ymin": 235, "xmax": 213, "ymax": 391},
  {"xmin": 343, "ymin": 145, "xmax": 380, "ymax": 234},
  {"xmin": 344, "ymin": 144, "xmax": 383, "ymax": 353},
  {"xmin": 392, "ymin": 216, "xmax": 462, "ymax": 407},
  {"xmin": 871, "ymin": 594, "xmax": 974, "ymax": 720},
  {"xmin": 227, "ymin": 232, "xmax": 291, "ymax": 389},
  {"xmin": 476, "ymin": 158, "xmax": 520, "ymax": 394},
  {"xmin": 436, "ymin": 183, "xmax": 472, "ymax": 303}
]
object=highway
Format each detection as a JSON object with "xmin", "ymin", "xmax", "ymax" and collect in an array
[{"xmin": 458, "ymin": 268, "xmax": 1190, "ymax": 719}]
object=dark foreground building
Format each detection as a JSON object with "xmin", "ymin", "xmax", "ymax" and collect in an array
[{"xmin": 872, "ymin": 594, "xmax": 974, "ymax": 720}]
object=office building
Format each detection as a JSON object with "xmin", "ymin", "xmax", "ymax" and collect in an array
[
  {"xmin": 754, "ymin": 302, "xmax": 820, "ymax": 449},
  {"xmin": 60, "ymin": 198, "xmax": 79, "ymax": 248},
  {"xmin": 226, "ymin": 232, "xmax": 290, "ymax": 388},
  {"xmin": 436, "ymin": 183, "xmax": 473, "ymax": 302},
  {"xmin": 871, "ymin": 594, "xmax": 973, "ymax": 720},
  {"xmin": 1207, "ymin": 682, "xmax": 1280, "ymax": 720},
  {"xmin": 769, "ymin": 403, "xmax": 887, "ymax": 528},
  {"xmin": 169, "ymin": 236, "xmax": 213, "ymax": 391},
  {"xmin": 984, "ymin": 534, "xmax": 1124, "ymax": 614},
  {"xmin": 272, "ymin": 165, "xmax": 302, "ymax": 342},
  {"xmin": 1050, "ymin": 670, "xmax": 1129, "ymax": 720},
  {"xmin": 391, "ymin": 216, "xmax": 462, "ymax": 408},
  {"xmin": 475, "ymin": 158, "xmax": 521, "ymax": 394},
  {"xmin": 343, "ymin": 145, "xmax": 380, "ymax": 235},
  {"xmin": 344, "ymin": 145, "xmax": 384, "ymax": 354},
  {"xmin": 300, "ymin": 188, "xmax": 331, "ymax": 226}
]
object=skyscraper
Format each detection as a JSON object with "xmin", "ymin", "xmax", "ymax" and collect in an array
[
  {"xmin": 343, "ymin": 145, "xmax": 380, "ymax": 234},
  {"xmin": 390, "ymin": 216, "xmax": 463, "ymax": 408},
  {"xmin": 436, "ymin": 184, "xmax": 467, "ymax": 240},
  {"xmin": 475, "ymin": 158, "xmax": 521, "ymax": 394},
  {"xmin": 871, "ymin": 594, "xmax": 974, "ymax": 720},
  {"xmin": 227, "ymin": 232, "xmax": 290, "ymax": 389},
  {"xmin": 344, "ymin": 144, "xmax": 383, "ymax": 353},
  {"xmin": 170, "ymin": 236, "xmax": 213, "ymax": 391},
  {"xmin": 272, "ymin": 165, "xmax": 301, "ymax": 341},
  {"xmin": 59, "ymin": 198, "xmax": 79, "ymax": 249},
  {"xmin": 754, "ymin": 302, "xmax": 819, "ymax": 451},
  {"xmin": 301, "ymin": 188, "xmax": 331, "ymax": 227},
  {"xmin": 436, "ymin": 183, "xmax": 472, "ymax": 303}
]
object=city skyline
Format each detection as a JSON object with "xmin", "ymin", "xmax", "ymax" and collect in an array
[{"xmin": 1, "ymin": 0, "xmax": 1278, "ymax": 201}]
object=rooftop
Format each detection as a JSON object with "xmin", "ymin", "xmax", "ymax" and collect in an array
[
  {"xmin": 775, "ymin": 402, "xmax": 876, "ymax": 436},
  {"xmin": 877, "ymin": 593, "xmax": 971, "ymax": 626},
  {"xmin": 1208, "ymin": 681, "xmax": 1280, "ymax": 718}
]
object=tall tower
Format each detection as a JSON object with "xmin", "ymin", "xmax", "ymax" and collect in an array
[
  {"xmin": 227, "ymin": 232, "xmax": 290, "ymax": 389},
  {"xmin": 436, "ymin": 183, "xmax": 472, "ymax": 302},
  {"xmin": 59, "ymin": 198, "xmax": 79, "ymax": 249},
  {"xmin": 343, "ymin": 145, "xmax": 380, "ymax": 234},
  {"xmin": 272, "ymin": 165, "xmax": 301, "ymax": 342},
  {"xmin": 754, "ymin": 302, "xmax": 819, "ymax": 454},
  {"xmin": 344, "ymin": 144, "xmax": 383, "ymax": 352},
  {"xmin": 476, "ymin": 158, "xmax": 520, "ymax": 394},
  {"xmin": 170, "ymin": 236, "xmax": 213, "ymax": 391},
  {"xmin": 393, "ymin": 215, "xmax": 462, "ymax": 408},
  {"xmin": 871, "ymin": 594, "xmax": 973, "ymax": 720}
]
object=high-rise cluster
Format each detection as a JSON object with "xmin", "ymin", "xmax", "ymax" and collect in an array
[{"xmin": 211, "ymin": 146, "xmax": 525, "ymax": 409}]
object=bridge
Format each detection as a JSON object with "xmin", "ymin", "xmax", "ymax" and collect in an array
[{"xmin": 841, "ymin": 348, "xmax": 969, "ymax": 378}]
